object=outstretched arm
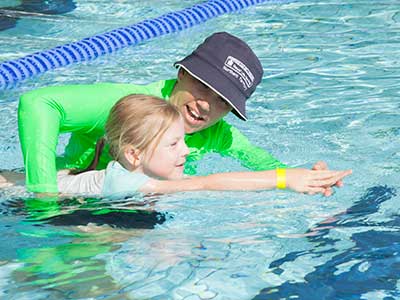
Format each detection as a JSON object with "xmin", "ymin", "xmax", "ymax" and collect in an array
[{"xmin": 140, "ymin": 168, "xmax": 352, "ymax": 195}]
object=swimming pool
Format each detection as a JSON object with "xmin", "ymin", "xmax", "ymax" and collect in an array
[{"xmin": 1, "ymin": 0, "xmax": 399, "ymax": 299}]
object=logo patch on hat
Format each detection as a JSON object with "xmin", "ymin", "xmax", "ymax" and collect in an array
[{"xmin": 223, "ymin": 56, "xmax": 255, "ymax": 90}]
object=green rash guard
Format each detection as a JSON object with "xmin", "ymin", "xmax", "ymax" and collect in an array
[{"xmin": 18, "ymin": 79, "xmax": 286, "ymax": 193}]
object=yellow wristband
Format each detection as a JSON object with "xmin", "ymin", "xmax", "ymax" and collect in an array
[{"xmin": 276, "ymin": 168, "xmax": 286, "ymax": 189}]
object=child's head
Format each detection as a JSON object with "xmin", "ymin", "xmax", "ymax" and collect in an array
[{"xmin": 105, "ymin": 94, "xmax": 189, "ymax": 180}]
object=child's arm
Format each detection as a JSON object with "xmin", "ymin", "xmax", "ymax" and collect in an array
[{"xmin": 139, "ymin": 168, "xmax": 352, "ymax": 195}]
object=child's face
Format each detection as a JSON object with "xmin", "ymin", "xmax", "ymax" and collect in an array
[{"xmin": 141, "ymin": 117, "xmax": 189, "ymax": 180}]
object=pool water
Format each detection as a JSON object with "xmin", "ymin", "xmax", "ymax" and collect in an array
[{"xmin": 1, "ymin": 0, "xmax": 400, "ymax": 299}]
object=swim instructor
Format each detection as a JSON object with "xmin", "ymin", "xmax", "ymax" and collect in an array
[{"xmin": 18, "ymin": 32, "xmax": 338, "ymax": 195}]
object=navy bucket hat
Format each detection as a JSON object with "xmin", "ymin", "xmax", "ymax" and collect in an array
[{"xmin": 174, "ymin": 32, "xmax": 263, "ymax": 120}]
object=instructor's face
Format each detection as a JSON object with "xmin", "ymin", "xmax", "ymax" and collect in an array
[{"xmin": 169, "ymin": 70, "xmax": 232, "ymax": 134}]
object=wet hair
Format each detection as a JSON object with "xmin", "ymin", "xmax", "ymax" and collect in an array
[
  {"xmin": 73, "ymin": 94, "xmax": 181, "ymax": 174},
  {"xmin": 106, "ymin": 94, "xmax": 181, "ymax": 160}
]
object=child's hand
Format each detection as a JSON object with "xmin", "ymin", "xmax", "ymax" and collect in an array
[
  {"xmin": 286, "ymin": 168, "xmax": 352, "ymax": 196},
  {"xmin": 311, "ymin": 161, "xmax": 345, "ymax": 196}
]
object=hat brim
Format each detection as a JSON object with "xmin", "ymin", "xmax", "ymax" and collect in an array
[{"xmin": 174, "ymin": 54, "xmax": 247, "ymax": 121}]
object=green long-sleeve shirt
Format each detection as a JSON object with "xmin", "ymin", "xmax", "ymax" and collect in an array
[{"xmin": 18, "ymin": 79, "xmax": 286, "ymax": 193}]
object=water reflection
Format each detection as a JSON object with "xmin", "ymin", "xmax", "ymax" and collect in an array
[
  {"xmin": 253, "ymin": 185, "xmax": 399, "ymax": 299},
  {"xmin": 0, "ymin": 0, "xmax": 76, "ymax": 31},
  {"xmin": 1, "ymin": 195, "xmax": 166, "ymax": 298}
]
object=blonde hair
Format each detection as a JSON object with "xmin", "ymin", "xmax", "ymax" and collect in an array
[
  {"xmin": 72, "ymin": 94, "xmax": 181, "ymax": 175},
  {"xmin": 105, "ymin": 94, "xmax": 181, "ymax": 162}
]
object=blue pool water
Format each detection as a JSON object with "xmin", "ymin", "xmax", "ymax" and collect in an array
[{"xmin": 0, "ymin": 1, "xmax": 400, "ymax": 299}]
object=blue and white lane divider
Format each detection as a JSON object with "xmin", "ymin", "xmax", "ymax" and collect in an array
[{"xmin": 0, "ymin": 0, "xmax": 292, "ymax": 90}]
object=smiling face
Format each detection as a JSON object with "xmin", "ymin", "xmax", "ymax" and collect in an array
[
  {"xmin": 169, "ymin": 69, "xmax": 232, "ymax": 134},
  {"xmin": 139, "ymin": 117, "xmax": 189, "ymax": 180}
]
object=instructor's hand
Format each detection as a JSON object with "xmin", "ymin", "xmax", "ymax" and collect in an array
[
  {"xmin": 286, "ymin": 168, "xmax": 352, "ymax": 196},
  {"xmin": 312, "ymin": 161, "xmax": 344, "ymax": 196}
]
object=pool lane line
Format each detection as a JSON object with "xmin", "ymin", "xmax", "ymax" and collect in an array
[{"xmin": 0, "ymin": 0, "xmax": 294, "ymax": 90}]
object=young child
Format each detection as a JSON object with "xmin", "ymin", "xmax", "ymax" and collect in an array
[{"xmin": 53, "ymin": 94, "xmax": 351, "ymax": 198}]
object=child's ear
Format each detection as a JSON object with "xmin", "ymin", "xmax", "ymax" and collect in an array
[{"xmin": 123, "ymin": 145, "xmax": 141, "ymax": 166}]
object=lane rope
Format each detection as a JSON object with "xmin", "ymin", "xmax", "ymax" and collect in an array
[{"xmin": 0, "ymin": 0, "xmax": 293, "ymax": 90}]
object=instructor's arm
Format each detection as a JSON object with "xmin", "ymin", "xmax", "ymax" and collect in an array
[
  {"xmin": 18, "ymin": 84, "xmax": 122, "ymax": 193},
  {"xmin": 18, "ymin": 90, "xmax": 61, "ymax": 193}
]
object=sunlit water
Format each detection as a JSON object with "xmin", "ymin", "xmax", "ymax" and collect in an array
[{"xmin": 0, "ymin": 1, "xmax": 399, "ymax": 299}]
